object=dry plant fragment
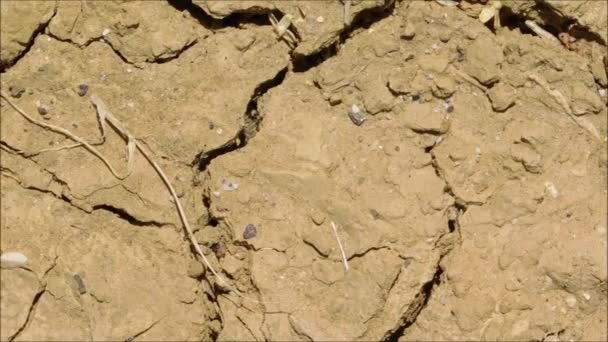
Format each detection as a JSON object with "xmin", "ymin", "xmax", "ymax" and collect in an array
[
  {"xmin": 89, "ymin": 95, "xmax": 233, "ymax": 289},
  {"xmin": 0, "ymin": 91, "xmax": 130, "ymax": 179},
  {"xmin": 330, "ymin": 221, "xmax": 349, "ymax": 272},
  {"xmin": 527, "ymin": 73, "xmax": 600, "ymax": 140},
  {"xmin": 342, "ymin": 0, "xmax": 352, "ymax": 26},
  {"xmin": 269, "ymin": 12, "xmax": 297, "ymax": 48},
  {"xmin": 478, "ymin": 1, "xmax": 503, "ymax": 29},
  {"xmin": 525, "ymin": 20, "xmax": 560, "ymax": 45}
]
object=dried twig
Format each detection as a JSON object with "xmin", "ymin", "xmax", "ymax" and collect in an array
[
  {"xmin": 330, "ymin": 221, "xmax": 349, "ymax": 272},
  {"xmin": 525, "ymin": 20, "xmax": 560, "ymax": 45},
  {"xmin": 448, "ymin": 65, "xmax": 488, "ymax": 94},
  {"xmin": 527, "ymin": 73, "xmax": 600, "ymax": 140},
  {"xmin": 0, "ymin": 91, "xmax": 129, "ymax": 179},
  {"xmin": 89, "ymin": 95, "xmax": 234, "ymax": 289}
]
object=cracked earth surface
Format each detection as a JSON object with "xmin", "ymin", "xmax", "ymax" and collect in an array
[{"xmin": 1, "ymin": 0, "xmax": 607, "ymax": 341}]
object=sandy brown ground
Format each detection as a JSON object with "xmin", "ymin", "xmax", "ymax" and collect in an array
[{"xmin": 1, "ymin": 1, "xmax": 606, "ymax": 341}]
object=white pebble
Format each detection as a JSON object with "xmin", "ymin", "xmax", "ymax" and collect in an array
[
  {"xmin": 222, "ymin": 179, "xmax": 239, "ymax": 191},
  {"xmin": 582, "ymin": 292, "xmax": 591, "ymax": 301},
  {"xmin": 351, "ymin": 104, "xmax": 360, "ymax": 115},
  {"xmin": 544, "ymin": 182, "xmax": 559, "ymax": 199},
  {"xmin": 102, "ymin": 28, "xmax": 111, "ymax": 36},
  {"xmin": 216, "ymin": 128, "xmax": 223, "ymax": 135},
  {"xmin": 316, "ymin": 16, "xmax": 325, "ymax": 23},
  {"xmin": 1, "ymin": 252, "xmax": 28, "ymax": 269},
  {"xmin": 565, "ymin": 295, "xmax": 577, "ymax": 308}
]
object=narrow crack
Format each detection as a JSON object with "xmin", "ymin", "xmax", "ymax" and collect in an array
[
  {"xmin": 91, "ymin": 204, "xmax": 168, "ymax": 227},
  {"xmin": 499, "ymin": 1, "xmax": 606, "ymax": 46},
  {"xmin": 301, "ymin": 239, "xmax": 329, "ymax": 258},
  {"xmin": 8, "ymin": 287, "xmax": 46, "ymax": 341},
  {"xmin": 8, "ymin": 258, "xmax": 57, "ymax": 341},
  {"xmin": 380, "ymin": 129, "xmax": 465, "ymax": 341},
  {"xmin": 193, "ymin": 66, "xmax": 288, "ymax": 171},
  {"xmin": 124, "ymin": 317, "xmax": 164, "ymax": 342},
  {"xmin": 347, "ymin": 246, "xmax": 391, "ymax": 261},
  {"xmin": 46, "ymin": 24, "xmax": 197, "ymax": 66},
  {"xmin": 382, "ymin": 262, "xmax": 444, "ymax": 342},
  {"xmin": 292, "ymin": 0, "xmax": 397, "ymax": 72},
  {"xmin": 168, "ymin": 0, "xmax": 273, "ymax": 31},
  {"xmin": 0, "ymin": 7, "xmax": 57, "ymax": 73}
]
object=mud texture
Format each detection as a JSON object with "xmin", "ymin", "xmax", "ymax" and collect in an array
[{"xmin": 1, "ymin": 0, "xmax": 607, "ymax": 341}]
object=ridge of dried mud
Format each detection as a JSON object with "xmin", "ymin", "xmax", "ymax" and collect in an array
[{"xmin": 1, "ymin": 0, "xmax": 607, "ymax": 341}]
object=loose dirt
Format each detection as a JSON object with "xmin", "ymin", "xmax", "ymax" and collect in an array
[{"xmin": 1, "ymin": 1, "xmax": 606, "ymax": 341}]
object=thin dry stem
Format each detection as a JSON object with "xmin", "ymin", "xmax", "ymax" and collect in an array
[
  {"xmin": 89, "ymin": 95, "xmax": 243, "ymax": 296},
  {"xmin": 524, "ymin": 20, "xmax": 560, "ymax": 44},
  {"xmin": 330, "ymin": 221, "xmax": 349, "ymax": 272},
  {"xmin": 0, "ymin": 91, "xmax": 129, "ymax": 179},
  {"xmin": 527, "ymin": 73, "xmax": 600, "ymax": 140}
]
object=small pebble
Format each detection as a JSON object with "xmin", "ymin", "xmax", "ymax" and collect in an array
[
  {"xmin": 401, "ymin": 22, "xmax": 416, "ymax": 39},
  {"xmin": 102, "ymin": 28, "xmax": 111, "ymax": 36},
  {"xmin": 9, "ymin": 85, "xmax": 25, "ymax": 98},
  {"xmin": 222, "ymin": 179, "xmax": 239, "ymax": 191},
  {"xmin": 316, "ymin": 16, "xmax": 325, "ymax": 23},
  {"xmin": 73, "ymin": 274, "xmax": 87, "ymax": 295},
  {"xmin": 310, "ymin": 209, "xmax": 325, "ymax": 225},
  {"xmin": 187, "ymin": 259, "xmax": 205, "ymax": 278},
  {"xmin": 544, "ymin": 182, "xmax": 559, "ymax": 199},
  {"xmin": 456, "ymin": 50, "xmax": 465, "ymax": 62},
  {"xmin": 36, "ymin": 101, "xmax": 49, "ymax": 115},
  {"xmin": 77, "ymin": 83, "xmax": 89, "ymax": 97},
  {"xmin": 0, "ymin": 252, "xmax": 28, "ymax": 269},
  {"xmin": 349, "ymin": 104, "xmax": 366, "ymax": 126},
  {"xmin": 565, "ymin": 295, "xmax": 577, "ymax": 308},
  {"xmin": 243, "ymin": 224, "xmax": 257, "ymax": 239}
]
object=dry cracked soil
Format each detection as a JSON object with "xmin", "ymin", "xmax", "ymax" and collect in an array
[{"xmin": 0, "ymin": 0, "xmax": 607, "ymax": 341}]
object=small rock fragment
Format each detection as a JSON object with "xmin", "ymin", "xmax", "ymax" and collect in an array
[
  {"xmin": 187, "ymin": 259, "xmax": 205, "ymax": 278},
  {"xmin": 544, "ymin": 182, "xmax": 559, "ymax": 199},
  {"xmin": 243, "ymin": 224, "xmax": 257, "ymax": 239},
  {"xmin": 310, "ymin": 209, "xmax": 325, "ymax": 225},
  {"xmin": 77, "ymin": 83, "xmax": 89, "ymax": 97},
  {"xmin": 431, "ymin": 75, "xmax": 456, "ymax": 98},
  {"xmin": 510, "ymin": 144, "xmax": 543, "ymax": 174},
  {"xmin": 9, "ymin": 85, "xmax": 24, "ymax": 98},
  {"xmin": 569, "ymin": 80, "xmax": 605, "ymax": 115},
  {"xmin": 0, "ymin": 252, "xmax": 28, "ymax": 269},
  {"xmin": 565, "ymin": 295, "xmax": 577, "ymax": 308},
  {"xmin": 73, "ymin": 274, "xmax": 87, "ymax": 295},
  {"xmin": 221, "ymin": 254, "xmax": 243, "ymax": 276},
  {"xmin": 349, "ymin": 104, "xmax": 366, "ymax": 126},
  {"xmin": 462, "ymin": 35, "xmax": 503, "ymax": 85},
  {"xmin": 222, "ymin": 179, "xmax": 239, "ymax": 191},
  {"xmin": 328, "ymin": 94, "xmax": 342, "ymax": 106},
  {"xmin": 396, "ymin": 101, "xmax": 450, "ymax": 133},
  {"xmin": 488, "ymin": 82, "xmax": 517, "ymax": 112},
  {"xmin": 401, "ymin": 22, "xmax": 416, "ymax": 39},
  {"xmin": 36, "ymin": 100, "xmax": 49, "ymax": 115}
]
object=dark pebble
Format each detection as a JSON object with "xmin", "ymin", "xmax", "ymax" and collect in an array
[
  {"xmin": 73, "ymin": 274, "xmax": 87, "ymax": 295},
  {"xmin": 9, "ymin": 86, "xmax": 24, "ymax": 98},
  {"xmin": 78, "ymin": 84, "xmax": 89, "ymax": 97},
  {"xmin": 37, "ymin": 103, "xmax": 49, "ymax": 115},
  {"xmin": 348, "ymin": 111, "xmax": 366, "ymax": 126},
  {"xmin": 456, "ymin": 50, "xmax": 465, "ymax": 62},
  {"xmin": 243, "ymin": 224, "xmax": 257, "ymax": 239}
]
